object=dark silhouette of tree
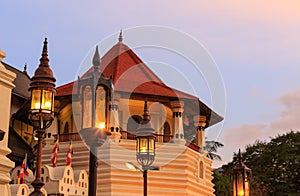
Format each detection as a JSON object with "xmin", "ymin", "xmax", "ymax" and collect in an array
[
  {"xmin": 220, "ymin": 131, "xmax": 300, "ymax": 196},
  {"xmin": 206, "ymin": 139, "xmax": 224, "ymax": 161},
  {"xmin": 212, "ymin": 170, "xmax": 232, "ymax": 196}
]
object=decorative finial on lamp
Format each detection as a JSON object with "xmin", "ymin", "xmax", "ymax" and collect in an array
[
  {"xmin": 40, "ymin": 38, "xmax": 49, "ymax": 67},
  {"xmin": 142, "ymin": 99, "xmax": 150, "ymax": 123},
  {"xmin": 30, "ymin": 37, "xmax": 56, "ymax": 90},
  {"xmin": 92, "ymin": 46, "xmax": 101, "ymax": 71}
]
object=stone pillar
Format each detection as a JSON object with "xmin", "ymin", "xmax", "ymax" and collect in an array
[
  {"xmin": 108, "ymin": 93, "xmax": 121, "ymax": 142},
  {"xmin": 194, "ymin": 115, "xmax": 207, "ymax": 152},
  {"xmin": 0, "ymin": 48, "xmax": 16, "ymax": 196},
  {"xmin": 170, "ymin": 100, "xmax": 185, "ymax": 144}
]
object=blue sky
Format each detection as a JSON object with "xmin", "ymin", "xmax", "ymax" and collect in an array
[{"xmin": 1, "ymin": 1, "xmax": 300, "ymax": 167}]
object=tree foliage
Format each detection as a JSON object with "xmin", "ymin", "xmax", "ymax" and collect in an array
[
  {"xmin": 206, "ymin": 140, "xmax": 224, "ymax": 161},
  {"xmin": 213, "ymin": 170, "xmax": 232, "ymax": 196},
  {"xmin": 221, "ymin": 131, "xmax": 300, "ymax": 196}
]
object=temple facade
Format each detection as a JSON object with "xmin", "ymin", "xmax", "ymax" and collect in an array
[
  {"xmin": 40, "ymin": 33, "xmax": 223, "ymax": 195},
  {"xmin": 1, "ymin": 32, "xmax": 223, "ymax": 195}
]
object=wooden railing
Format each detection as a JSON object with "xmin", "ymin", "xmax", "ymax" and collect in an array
[
  {"xmin": 120, "ymin": 130, "xmax": 174, "ymax": 143},
  {"xmin": 57, "ymin": 132, "xmax": 201, "ymax": 153},
  {"xmin": 59, "ymin": 133, "xmax": 82, "ymax": 142},
  {"xmin": 58, "ymin": 131, "xmax": 174, "ymax": 143}
]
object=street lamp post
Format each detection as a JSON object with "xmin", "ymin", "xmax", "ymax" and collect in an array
[
  {"xmin": 232, "ymin": 149, "xmax": 252, "ymax": 196},
  {"xmin": 77, "ymin": 47, "xmax": 112, "ymax": 196},
  {"xmin": 28, "ymin": 38, "xmax": 56, "ymax": 196},
  {"xmin": 135, "ymin": 100, "xmax": 157, "ymax": 196},
  {"xmin": 79, "ymin": 128, "xmax": 107, "ymax": 196}
]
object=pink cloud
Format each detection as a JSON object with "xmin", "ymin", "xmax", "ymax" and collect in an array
[
  {"xmin": 215, "ymin": 89, "xmax": 300, "ymax": 167},
  {"xmin": 270, "ymin": 89, "xmax": 300, "ymax": 130}
]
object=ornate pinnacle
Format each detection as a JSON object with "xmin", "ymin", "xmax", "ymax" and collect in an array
[
  {"xmin": 118, "ymin": 29, "xmax": 123, "ymax": 43},
  {"xmin": 39, "ymin": 38, "xmax": 50, "ymax": 67},
  {"xmin": 142, "ymin": 99, "xmax": 150, "ymax": 123},
  {"xmin": 92, "ymin": 46, "xmax": 101, "ymax": 70}
]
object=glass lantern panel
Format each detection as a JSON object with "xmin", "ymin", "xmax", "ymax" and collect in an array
[
  {"xmin": 41, "ymin": 90, "xmax": 53, "ymax": 112},
  {"xmin": 138, "ymin": 137, "xmax": 148, "ymax": 153},
  {"xmin": 149, "ymin": 137, "xmax": 155, "ymax": 153},
  {"xmin": 237, "ymin": 172, "xmax": 244, "ymax": 196},
  {"xmin": 95, "ymin": 86, "xmax": 106, "ymax": 129},
  {"xmin": 31, "ymin": 89, "xmax": 42, "ymax": 110},
  {"xmin": 83, "ymin": 86, "xmax": 92, "ymax": 128},
  {"xmin": 244, "ymin": 173, "xmax": 250, "ymax": 196}
]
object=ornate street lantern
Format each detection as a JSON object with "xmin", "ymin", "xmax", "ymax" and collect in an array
[
  {"xmin": 136, "ymin": 100, "xmax": 156, "ymax": 170},
  {"xmin": 28, "ymin": 38, "xmax": 56, "ymax": 196},
  {"xmin": 78, "ymin": 46, "xmax": 112, "ymax": 196},
  {"xmin": 232, "ymin": 149, "xmax": 252, "ymax": 196},
  {"xmin": 135, "ymin": 100, "xmax": 157, "ymax": 196}
]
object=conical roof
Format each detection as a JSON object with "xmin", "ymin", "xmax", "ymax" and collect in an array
[
  {"xmin": 57, "ymin": 41, "xmax": 195, "ymax": 99},
  {"xmin": 56, "ymin": 39, "xmax": 223, "ymax": 126}
]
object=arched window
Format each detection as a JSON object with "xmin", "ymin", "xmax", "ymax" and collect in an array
[
  {"xmin": 64, "ymin": 122, "xmax": 69, "ymax": 134},
  {"xmin": 22, "ymin": 188, "xmax": 25, "ymax": 195},
  {"xmin": 163, "ymin": 122, "xmax": 171, "ymax": 142},
  {"xmin": 95, "ymin": 86, "xmax": 106, "ymax": 129},
  {"xmin": 41, "ymin": 168, "xmax": 44, "ymax": 174},
  {"xmin": 83, "ymin": 86, "xmax": 92, "ymax": 128},
  {"xmin": 163, "ymin": 122, "xmax": 170, "ymax": 135},
  {"xmin": 199, "ymin": 161, "xmax": 204, "ymax": 179}
]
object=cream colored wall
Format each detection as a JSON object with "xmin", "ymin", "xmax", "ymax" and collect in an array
[
  {"xmin": 59, "ymin": 104, "xmax": 74, "ymax": 133},
  {"xmin": 0, "ymin": 48, "xmax": 16, "ymax": 196},
  {"xmin": 41, "ymin": 165, "xmax": 88, "ymax": 196},
  {"xmin": 71, "ymin": 100, "xmax": 82, "ymax": 132},
  {"xmin": 40, "ymin": 94, "xmax": 214, "ymax": 195},
  {"xmin": 41, "ymin": 138, "xmax": 215, "ymax": 196},
  {"xmin": 75, "ymin": 170, "xmax": 89, "ymax": 195},
  {"xmin": 10, "ymin": 184, "xmax": 30, "ymax": 196}
]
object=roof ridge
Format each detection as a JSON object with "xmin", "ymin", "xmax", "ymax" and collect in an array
[
  {"xmin": 113, "ymin": 42, "xmax": 122, "ymax": 83},
  {"xmin": 2, "ymin": 61, "xmax": 29, "ymax": 76},
  {"xmin": 126, "ymin": 48, "xmax": 164, "ymax": 84}
]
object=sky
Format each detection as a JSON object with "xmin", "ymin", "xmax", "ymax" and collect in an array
[{"xmin": 1, "ymin": 1, "xmax": 300, "ymax": 168}]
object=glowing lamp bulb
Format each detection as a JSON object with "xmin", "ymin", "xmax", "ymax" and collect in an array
[
  {"xmin": 35, "ymin": 103, "xmax": 41, "ymax": 109},
  {"xmin": 97, "ymin": 122, "xmax": 105, "ymax": 129},
  {"xmin": 140, "ymin": 147, "xmax": 147, "ymax": 153},
  {"xmin": 45, "ymin": 101, "xmax": 51, "ymax": 108},
  {"xmin": 238, "ymin": 190, "xmax": 244, "ymax": 196}
]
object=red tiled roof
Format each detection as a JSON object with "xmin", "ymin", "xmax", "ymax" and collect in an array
[
  {"xmin": 56, "ymin": 40, "xmax": 223, "ymax": 126},
  {"xmin": 56, "ymin": 81, "xmax": 77, "ymax": 97},
  {"xmin": 56, "ymin": 42, "xmax": 196, "ymax": 100}
]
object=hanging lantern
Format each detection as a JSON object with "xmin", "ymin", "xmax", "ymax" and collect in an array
[{"xmin": 232, "ymin": 149, "xmax": 252, "ymax": 196}]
